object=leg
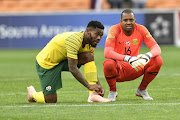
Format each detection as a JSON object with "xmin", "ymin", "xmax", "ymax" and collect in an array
[
  {"xmin": 103, "ymin": 59, "xmax": 119, "ymax": 91},
  {"xmin": 27, "ymin": 61, "xmax": 67, "ymax": 103},
  {"xmin": 78, "ymin": 52, "xmax": 94, "ymax": 66},
  {"xmin": 44, "ymin": 94, "xmax": 57, "ymax": 103},
  {"xmin": 78, "ymin": 52, "xmax": 111, "ymax": 102},
  {"xmin": 27, "ymin": 86, "xmax": 57, "ymax": 103},
  {"xmin": 103, "ymin": 59, "xmax": 139, "ymax": 90},
  {"xmin": 103, "ymin": 59, "xmax": 120, "ymax": 101},
  {"xmin": 136, "ymin": 55, "xmax": 163, "ymax": 100},
  {"xmin": 27, "ymin": 86, "xmax": 46, "ymax": 103},
  {"xmin": 138, "ymin": 55, "xmax": 163, "ymax": 90},
  {"xmin": 103, "ymin": 59, "xmax": 144, "ymax": 101}
]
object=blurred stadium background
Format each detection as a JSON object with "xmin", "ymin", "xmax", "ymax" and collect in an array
[
  {"xmin": 0, "ymin": 1, "xmax": 180, "ymax": 120},
  {"xmin": 0, "ymin": 0, "xmax": 180, "ymax": 48}
]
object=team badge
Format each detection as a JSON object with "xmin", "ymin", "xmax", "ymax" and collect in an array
[
  {"xmin": 133, "ymin": 39, "xmax": 138, "ymax": 45},
  {"xmin": 46, "ymin": 86, "xmax": 52, "ymax": 91}
]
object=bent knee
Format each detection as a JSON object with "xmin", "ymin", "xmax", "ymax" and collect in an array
[
  {"xmin": 103, "ymin": 59, "xmax": 117, "ymax": 72},
  {"xmin": 153, "ymin": 55, "xmax": 163, "ymax": 67},
  {"xmin": 78, "ymin": 52, "xmax": 94, "ymax": 65},
  {"xmin": 45, "ymin": 99, "xmax": 57, "ymax": 103},
  {"xmin": 44, "ymin": 94, "xmax": 57, "ymax": 103}
]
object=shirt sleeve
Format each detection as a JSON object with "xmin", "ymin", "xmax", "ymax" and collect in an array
[
  {"xmin": 104, "ymin": 24, "xmax": 126, "ymax": 61},
  {"xmin": 104, "ymin": 47, "xmax": 126, "ymax": 61},
  {"xmin": 105, "ymin": 24, "xmax": 120, "ymax": 48},
  {"xmin": 65, "ymin": 33, "xmax": 81, "ymax": 59},
  {"xmin": 140, "ymin": 25, "xmax": 157, "ymax": 49},
  {"xmin": 150, "ymin": 44, "xmax": 161, "ymax": 57}
]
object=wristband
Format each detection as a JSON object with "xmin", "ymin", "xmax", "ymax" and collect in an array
[
  {"xmin": 124, "ymin": 55, "xmax": 131, "ymax": 62},
  {"xmin": 145, "ymin": 52, "xmax": 152, "ymax": 59}
]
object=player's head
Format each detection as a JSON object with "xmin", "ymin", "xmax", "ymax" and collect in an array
[
  {"xmin": 85, "ymin": 21, "xmax": 104, "ymax": 47},
  {"xmin": 120, "ymin": 9, "xmax": 136, "ymax": 32}
]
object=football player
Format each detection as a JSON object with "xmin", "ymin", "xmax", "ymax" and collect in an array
[
  {"xmin": 103, "ymin": 9, "xmax": 163, "ymax": 101},
  {"xmin": 27, "ymin": 21, "xmax": 111, "ymax": 103}
]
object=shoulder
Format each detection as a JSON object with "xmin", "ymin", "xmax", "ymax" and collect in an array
[
  {"xmin": 135, "ymin": 23, "xmax": 149, "ymax": 33},
  {"xmin": 69, "ymin": 31, "xmax": 83, "ymax": 39},
  {"xmin": 66, "ymin": 31, "xmax": 83, "ymax": 43},
  {"xmin": 135, "ymin": 24, "xmax": 154, "ymax": 40},
  {"xmin": 109, "ymin": 23, "xmax": 121, "ymax": 34},
  {"xmin": 65, "ymin": 31, "xmax": 83, "ymax": 48},
  {"xmin": 110, "ymin": 23, "xmax": 121, "ymax": 30}
]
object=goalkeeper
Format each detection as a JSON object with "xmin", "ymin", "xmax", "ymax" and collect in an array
[
  {"xmin": 27, "ymin": 21, "xmax": 111, "ymax": 103},
  {"xmin": 103, "ymin": 9, "xmax": 163, "ymax": 101}
]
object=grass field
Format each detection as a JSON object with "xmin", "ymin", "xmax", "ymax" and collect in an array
[{"xmin": 0, "ymin": 46, "xmax": 180, "ymax": 120}]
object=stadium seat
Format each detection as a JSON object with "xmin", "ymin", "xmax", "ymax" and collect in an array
[
  {"xmin": 146, "ymin": 0, "xmax": 180, "ymax": 8},
  {"xmin": 0, "ymin": 0, "xmax": 110, "ymax": 12}
]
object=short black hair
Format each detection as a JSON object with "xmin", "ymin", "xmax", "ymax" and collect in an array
[
  {"xmin": 87, "ymin": 21, "xmax": 104, "ymax": 30},
  {"xmin": 121, "ymin": 9, "xmax": 135, "ymax": 19}
]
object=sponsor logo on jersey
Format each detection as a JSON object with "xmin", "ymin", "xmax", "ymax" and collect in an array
[
  {"xmin": 125, "ymin": 41, "xmax": 131, "ymax": 46},
  {"xmin": 119, "ymin": 41, "xmax": 124, "ymax": 44}
]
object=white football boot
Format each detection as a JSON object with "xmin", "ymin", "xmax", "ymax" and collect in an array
[
  {"xmin": 136, "ymin": 89, "xmax": 153, "ymax": 100},
  {"xmin": 88, "ymin": 92, "xmax": 111, "ymax": 102},
  {"xmin": 108, "ymin": 91, "xmax": 118, "ymax": 101},
  {"xmin": 27, "ymin": 85, "xmax": 36, "ymax": 102}
]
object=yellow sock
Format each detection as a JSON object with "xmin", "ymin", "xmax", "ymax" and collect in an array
[
  {"xmin": 84, "ymin": 61, "xmax": 98, "ymax": 93},
  {"xmin": 32, "ymin": 91, "xmax": 46, "ymax": 103}
]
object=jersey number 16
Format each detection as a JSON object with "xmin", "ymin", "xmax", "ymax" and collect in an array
[{"xmin": 125, "ymin": 47, "xmax": 131, "ymax": 55}]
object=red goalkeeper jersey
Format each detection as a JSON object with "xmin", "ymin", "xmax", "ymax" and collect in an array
[{"xmin": 105, "ymin": 23, "xmax": 157, "ymax": 56}]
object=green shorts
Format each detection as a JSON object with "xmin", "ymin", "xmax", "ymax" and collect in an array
[{"xmin": 36, "ymin": 60, "xmax": 69, "ymax": 95}]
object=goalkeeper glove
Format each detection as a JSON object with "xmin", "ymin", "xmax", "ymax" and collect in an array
[
  {"xmin": 124, "ymin": 56, "xmax": 144, "ymax": 71},
  {"xmin": 137, "ymin": 52, "xmax": 152, "ymax": 66}
]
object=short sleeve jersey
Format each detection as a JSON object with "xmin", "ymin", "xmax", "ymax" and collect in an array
[
  {"xmin": 105, "ymin": 23, "xmax": 157, "ymax": 56},
  {"xmin": 36, "ymin": 31, "xmax": 95, "ymax": 69}
]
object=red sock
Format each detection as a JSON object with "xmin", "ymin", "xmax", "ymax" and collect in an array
[{"xmin": 106, "ymin": 78, "xmax": 117, "ymax": 91}]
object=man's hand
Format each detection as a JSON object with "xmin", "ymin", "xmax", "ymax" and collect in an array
[
  {"xmin": 87, "ymin": 84, "xmax": 101, "ymax": 92},
  {"xmin": 97, "ymin": 86, "xmax": 105, "ymax": 97},
  {"xmin": 128, "ymin": 56, "xmax": 144, "ymax": 71},
  {"xmin": 137, "ymin": 53, "xmax": 151, "ymax": 66},
  {"xmin": 96, "ymin": 81, "xmax": 105, "ymax": 97}
]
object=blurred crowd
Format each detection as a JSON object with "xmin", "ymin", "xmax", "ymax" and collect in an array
[
  {"xmin": 92, "ymin": 0, "xmax": 180, "ymax": 10},
  {"xmin": 105, "ymin": 0, "xmax": 147, "ymax": 9},
  {"xmin": 0, "ymin": 0, "xmax": 180, "ymax": 12}
]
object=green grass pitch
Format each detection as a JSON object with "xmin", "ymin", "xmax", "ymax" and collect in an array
[{"xmin": 0, "ymin": 46, "xmax": 180, "ymax": 120}]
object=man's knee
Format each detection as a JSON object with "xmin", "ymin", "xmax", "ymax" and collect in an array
[
  {"xmin": 78, "ymin": 52, "xmax": 94, "ymax": 65},
  {"xmin": 103, "ymin": 59, "xmax": 117, "ymax": 71},
  {"xmin": 146, "ymin": 55, "xmax": 163, "ymax": 75},
  {"xmin": 103, "ymin": 59, "xmax": 118, "ymax": 77},
  {"xmin": 44, "ymin": 94, "xmax": 57, "ymax": 103},
  {"xmin": 153, "ymin": 55, "xmax": 163, "ymax": 68}
]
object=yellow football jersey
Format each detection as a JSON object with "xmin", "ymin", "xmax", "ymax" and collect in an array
[{"xmin": 36, "ymin": 31, "xmax": 95, "ymax": 69}]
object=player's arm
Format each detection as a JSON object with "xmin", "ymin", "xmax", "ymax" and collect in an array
[
  {"xmin": 67, "ymin": 57, "xmax": 100, "ymax": 92},
  {"xmin": 104, "ymin": 25, "xmax": 126, "ymax": 61},
  {"xmin": 136, "ymin": 26, "xmax": 162, "ymax": 67},
  {"xmin": 65, "ymin": 34, "xmax": 101, "ymax": 92},
  {"xmin": 140, "ymin": 25, "xmax": 161, "ymax": 57}
]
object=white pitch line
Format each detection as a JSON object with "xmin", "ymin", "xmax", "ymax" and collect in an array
[{"xmin": 0, "ymin": 103, "xmax": 180, "ymax": 108}]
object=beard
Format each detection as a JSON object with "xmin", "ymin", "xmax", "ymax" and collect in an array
[{"xmin": 88, "ymin": 34, "xmax": 97, "ymax": 48}]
